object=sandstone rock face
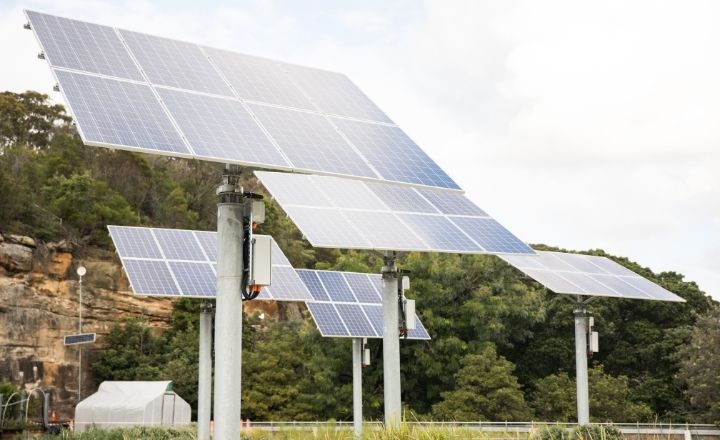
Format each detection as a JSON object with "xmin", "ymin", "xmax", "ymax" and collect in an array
[{"xmin": 0, "ymin": 239, "xmax": 174, "ymax": 420}]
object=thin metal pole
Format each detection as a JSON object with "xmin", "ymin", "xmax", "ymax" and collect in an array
[
  {"xmin": 198, "ymin": 302, "xmax": 213, "ymax": 440},
  {"xmin": 382, "ymin": 252, "xmax": 401, "ymax": 428},
  {"xmin": 352, "ymin": 338, "xmax": 363, "ymax": 438},
  {"xmin": 574, "ymin": 303, "xmax": 590, "ymax": 425},
  {"xmin": 214, "ymin": 168, "xmax": 245, "ymax": 439},
  {"xmin": 78, "ymin": 275, "xmax": 82, "ymax": 402}
]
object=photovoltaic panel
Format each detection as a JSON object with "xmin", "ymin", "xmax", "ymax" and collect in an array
[
  {"xmin": 119, "ymin": 30, "xmax": 233, "ymax": 96},
  {"xmin": 330, "ymin": 118, "xmax": 459, "ymax": 190},
  {"xmin": 286, "ymin": 64, "xmax": 392, "ymax": 123},
  {"xmin": 27, "ymin": 10, "xmax": 465, "ymax": 191},
  {"xmin": 247, "ymin": 104, "xmax": 377, "ymax": 179},
  {"xmin": 26, "ymin": 11, "xmax": 143, "ymax": 81},
  {"xmin": 299, "ymin": 269, "xmax": 430, "ymax": 340},
  {"xmin": 306, "ymin": 303, "xmax": 349, "ymax": 337},
  {"xmin": 334, "ymin": 303, "xmax": 377, "ymax": 337},
  {"xmin": 108, "ymin": 226, "xmax": 312, "ymax": 301},
  {"xmin": 64, "ymin": 333, "xmax": 97, "ymax": 346},
  {"xmin": 54, "ymin": 70, "xmax": 189, "ymax": 155},
  {"xmin": 156, "ymin": 88, "xmax": 289, "ymax": 167},
  {"xmin": 499, "ymin": 251, "xmax": 685, "ymax": 302},
  {"xmin": 257, "ymin": 171, "xmax": 534, "ymax": 255},
  {"xmin": 418, "ymin": 190, "xmax": 488, "ymax": 216},
  {"xmin": 203, "ymin": 47, "xmax": 316, "ymax": 111}
]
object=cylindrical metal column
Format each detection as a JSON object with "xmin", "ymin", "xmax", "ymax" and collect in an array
[
  {"xmin": 198, "ymin": 303, "xmax": 213, "ymax": 440},
  {"xmin": 574, "ymin": 305, "xmax": 590, "ymax": 425},
  {"xmin": 382, "ymin": 254, "xmax": 401, "ymax": 428},
  {"xmin": 352, "ymin": 338, "xmax": 363, "ymax": 438},
  {"xmin": 213, "ymin": 201, "xmax": 244, "ymax": 439}
]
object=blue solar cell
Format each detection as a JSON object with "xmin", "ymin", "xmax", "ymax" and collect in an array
[
  {"xmin": 397, "ymin": 214, "xmax": 482, "ymax": 252},
  {"xmin": 26, "ymin": 11, "xmax": 143, "ymax": 81},
  {"xmin": 123, "ymin": 260, "xmax": 178, "ymax": 296},
  {"xmin": 335, "ymin": 303, "xmax": 377, "ymax": 337},
  {"xmin": 361, "ymin": 304, "xmax": 384, "ymax": 336},
  {"xmin": 108, "ymin": 226, "xmax": 162, "ymax": 259},
  {"xmin": 449, "ymin": 216, "xmax": 534, "ymax": 254},
  {"xmin": 271, "ymin": 241, "xmax": 291, "ymax": 266},
  {"xmin": 306, "ymin": 303, "xmax": 349, "ymax": 336},
  {"xmin": 193, "ymin": 231, "xmax": 217, "ymax": 261},
  {"xmin": 157, "ymin": 88, "xmax": 289, "ymax": 168},
  {"xmin": 297, "ymin": 270, "xmax": 330, "ymax": 301},
  {"xmin": 282, "ymin": 206, "xmax": 372, "ymax": 249},
  {"xmin": 345, "ymin": 211, "xmax": 428, "ymax": 251},
  {"xmin": 152, "ymin": 229, "xmax": 206, "ymax": 261},
  {"xmin": 343, "ymin": 273, "xmax": 381, "ymax": 304},
  {"xmin": 418, "ymin": 190, "xmax": 488, "ymax": 216},
  {"xmin": 248, "ymin": 104, "xmax": 377, "ymax": 179},
  {"xmin": 331, "ymin": 118, "xmax": 459, "ymax": 189},
  {"xmin": 286, "ymin": 64, "xmax": 392, "ymax": 123},
  {"xmin": 64, "ymin": 333, "xmax": 96, "ymax": 345},
  {"xmin": 204, "ymin": 47, "xmax": 316, "ymax": 111},
  {"xmin": 55, "ymin": 70, "xmax": 188, "ymax": 154},
  {"xmin": 168, "ymin": 262, "xmax": 215, "ymax": 297},
  {"xmin": 267, "ymin": 267, "xmax": 312, "ymax": 301},
  {"xmin": 365, "ymin": 182, "xmax": 437, "ymax": 213},
  {"xmin": 407, "ymin": 318, "xmax": 431, "ymax": 340},
  {"xmin": 317, "ymin": 271, "xmax": 356, "ymax": 302},
  {"xmin": 119, "ymin": 30, "xmax": 233, "ymax": 96}
]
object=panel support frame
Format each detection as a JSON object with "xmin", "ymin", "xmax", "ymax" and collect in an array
[
  {"xmin": 352, "ymin": 337, "xmax": 363, "ymax": 438},
  {"xmin": 197, "ymin": 300, "xmax": 213, "ymax": 440},
  {"xmin": 574, "ymin": 295, "xmax": 591, "ymax": 425}
]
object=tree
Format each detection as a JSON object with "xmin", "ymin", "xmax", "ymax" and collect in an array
[
  {"xmin": 677, "ymin": 306, "xmax": 720, "ymax": 423},
  {"xmin": 589, "ymin": 366, "xmax": 653, "ymax": 422},
  {"xmin": 530, "ymin": 372, "xmax": 576, "ymax": 422},
  {"xmin": 91, "ymin": 318, "xmax": 165, "ymax": 382},
  {"xmin": 431, "ymin": 345, "xmax": 532, "ymax": 421},
  {"xmin": 0, "ymin": 91, "xmax": 71, "ymax": 151}
]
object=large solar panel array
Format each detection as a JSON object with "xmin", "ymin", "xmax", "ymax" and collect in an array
[
  {"xmin": 256, "ymin": 171, "xmax": 534, "ymax": 255},
  {"xmin": 26, "ymin": 10, "xmax": 460, "ymax": 191},
  {"xmin": 298, "ymin": 269, "xmax": 430, "ymax": 340},
  {"xmin": 500, "ymin": 251, "xmax": 685, "ymax": 302},
  {"xmin": 107, "ymin": 226, "xmax": 312, "ymax": 301}
]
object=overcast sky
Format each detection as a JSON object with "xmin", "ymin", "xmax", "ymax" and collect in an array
[{"xmin": 1, "ymin": 0, "xmax": 718, "ymax": 300}]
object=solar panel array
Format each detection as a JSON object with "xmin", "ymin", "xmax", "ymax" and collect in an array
[
  {"xmin": 64, "ymin": 333, "xmax": 96, "ymax": 346},
  {"xmin": 500, "ymin": 251, "xmax": 685, "ymax": 302},
  {"xmin": 298, "ymin": 269, "xmax": 430, "ymax": 340},
  {"xmin": 107, "ymin": 226, "xmax": 312, "ymax": 301},
  {"xmin": 26, "ymin": 9, "xmax": 460, "ymax": 191},
  {"xmin": 256, "ymin": 171, "xmax": 534, "ymax": 255}
]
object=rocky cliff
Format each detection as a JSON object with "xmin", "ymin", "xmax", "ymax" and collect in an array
[{"xmin": 0, "ymin": 233, "xmax": 174, "ymax": 419}]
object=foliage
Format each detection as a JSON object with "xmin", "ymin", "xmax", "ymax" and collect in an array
[
  {"xmin": 431, "ymin": 345, "xmax": 532, "ymax": 421},
  {"xmin": 588, "ymin": 366, "xmax": 653, "ymax": 422},
  {"xmin": 32, "ymin": 425, "xmax": 196, "ymax": 439},
  {"xmin": 0, "ymin": 381, "xmax": 22, "ymax": 421},
  {"xmin": 574, "ymin": 424, "xmax": 622, "ymax": 440},
  {"xmin": 530, "ymin": 425, "xmax": 572, "ymax": 440},
  {"xmin": 530, "ymin": 373, "xmax": 576, "ymax": 422},
  {"xmin": 676, "ymin": 305, "xmax": 720, "ymax": 423},
  {"xmin": 0, "ymin": 91, "xmax": 71, "ymax": 150}
]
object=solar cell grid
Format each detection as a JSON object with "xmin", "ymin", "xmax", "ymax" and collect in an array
[
  {"xmin": 204, "ymin": 47, "xmax": 316, "ymax": 111},
  {"xmin": 123, "ymin": 259, "xmax": 179, "ymax": 296},
  {"xmin": 313, "ymin": 176, "xmax": 386, "ymax": 210},
  {"xmin": 346, "ymin": 211, "xmax": 428, "ymax": 251},
  {"xmin": 306, "ymin": 303, "xmax": 348, "ymax": 336},
  {"xmin": 108, "ymin": 226, "xmax": 162, "ymax": 259},
  {"xmin": 317, "ymin": 271, "xmax": 356, "ymax": 303},
  {"xmin": 297, "ymin": 270, "xmax": 330, "ymax": 301},
  {"xmin": 343, "ymin": 273, "xmax": 381, "ymax": 304},
  {"xmin": 153, "ymin": 229, "xmax": 206, "ymax": 261},
  {"xmin": 419, "ymin": 190, "xmax": 488, "ymax": 216},
  {"xmin": 194, "ymin": 231, "xmax": 217, "ymax": 261},
  {"xmin": 334, "ymin": 303, "xmax": 377, "ymax": 337},
  {"xmin": 449, "ymin": 216, "xmax": 534, "ymax": 254},
  {"xmin": 119, "ymin": 30, "xmax": 233, "ymax": 96},
  {"xmin": 26, "ymin": 11, "xmax": 143, "ymax": 81},
  {"xmin": 281, "ymin": 206, "xmax": 372, "ymax": 249},
  {"xmin": 365, "ymin": 182, "xmax": 438, "ymax": 213},
  {"xmin": 397, "ymin": 214, "xmax": 482, "ymax": 252},
  {"xmin": 55, "ymin": 70, "xmax": 189, "ymax": 155},
  {"xmin": 64, "ymin": 333, "xmax": 96, "ymax": 345},
  {"xmin": 157, "ymin": 88, "xmax": 289, "ymax": 167},
  {"xmin": 168, "ymin": 262, "xmax": 216, "ymax": 296}
]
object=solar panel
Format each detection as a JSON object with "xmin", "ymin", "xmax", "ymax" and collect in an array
[
  {"xmin": 108, "ymin": 226, "xmax": 312, "ymax": 301},
  {"xmin": 54, "ymin": 70, "xmax": 190, "ymax": 155},
  {"xmin": 27, "ymin": 10, "xmax": 463, "ymax": 191},
  {"xmin": 298, "ymin": 269, "xmax": 430, "ymax": 340},
  {"xmin": 257, "ymin": 172, "xmax": 534, "ymax": 255},
  {"xmin": 499, "ymin": 251, "xmax": 686, "ymax": 302},
  {"xmin": 64, "ymin": 333, "xmax": 97, "ymax": 346}
]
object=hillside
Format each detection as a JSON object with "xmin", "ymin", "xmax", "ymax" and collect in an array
[{"xmin": 0, "ymin": 91, "xmax": 718, "ymax": 424}]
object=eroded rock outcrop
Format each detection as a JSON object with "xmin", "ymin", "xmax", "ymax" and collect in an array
[{"xmin": 0, "ymin": 234, "xmax": 174, "ymax": 419}]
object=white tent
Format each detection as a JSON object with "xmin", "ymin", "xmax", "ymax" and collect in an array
[{"xmin": 74, "ymin": 381, "xmax": 191, "ymax": 432}]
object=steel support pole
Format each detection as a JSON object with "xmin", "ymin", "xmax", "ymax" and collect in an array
[
  {"xmin": 574, "ymin": 304, "xmax": 590, "ymax": 425},
  {"xmin": 352, "ymin": 338, "xmax": 363, "ymax": 438},
  {"xmin": 214, "ymin": 169, "xmax": 245, "ymax": 440},
  {"xmin": 198, "ymin": 302, "xmax": 213, "ymax": 440},
  {"xmin": 382, "ymin": 252, "xmax": 401, "ymax": 428},
  {"xmin": 78, "ymin": 275, "xmax": 82, "ymax": 403}
]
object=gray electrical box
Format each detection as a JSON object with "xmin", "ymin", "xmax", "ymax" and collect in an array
[
  {"xmin": 250, "ymin": 235, "xmax": 272, "ymax": 286},
  {"xmin": 251, "ymin": 200, "xmax": 265, "ymax": 224},
  {"xmin": 404, "ymin": 299, "xmax": 416, "ymax": 330},
  {"xmin": 589, "ymin": 331, "xmax": 599, "ymax": 353}
]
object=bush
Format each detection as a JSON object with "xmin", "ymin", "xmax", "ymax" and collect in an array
[
  {"xmin": 31, "ymin": 425, "xmax": 196, "ymax": 439},
  {"xmin": 531, "ymin": 425, "xmax": 572, "ymax": 440},
  {"xmin": 574, "ymin": 425, "xmax": 622, "ymax": 440}
]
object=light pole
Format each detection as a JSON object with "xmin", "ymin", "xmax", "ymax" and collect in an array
[{"xmin": 76, "ymin": 266, "xmax": 86, "ymax": 403}]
